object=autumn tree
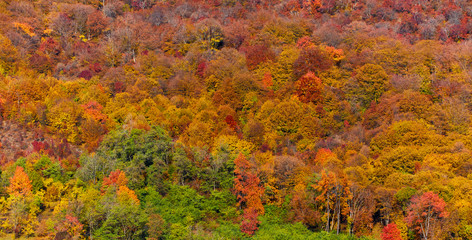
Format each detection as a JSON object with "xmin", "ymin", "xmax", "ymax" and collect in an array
[
  {"xmin": 7, "ymin": 166, "xmax": 32, "ymax": 196},
  {"xmin": 241, "ymin": 44, "xmax": 275, "ymax": 70},
  {"xmin": 54, "ymin": 215, "xmax": 84, "ymax": 240},
  {"xmin": 240, "ymin": 207, "xmax": 260, "ymax": 236},
  {"xmin": 95, "ymin": 188, "xmax": 146, "ymax": 239},
  {"xmin": 350, "ymin": 64, "xmax": 389, "ymax": 108},
  {"xmin": 92, "ymin": 168, "xmax": 145, "ymax": 239},
  {"xmin": 314, "ymin": 170, "xmax": 351, "ymax": 234},
  {"xmin": 293, "ymin": 45, "xmax": 333, "ymax": 80},
  {"xmin": 295, "ymin": 72, "xmax": 323, "ymax": 104},
  {"xmin": 406, "ymin": 192, "xmax": 449, "ymax": 240},
  {"xmin": 289, "ymin": 183, "xmax": 321, "ymax": 228},
  {"xmin": 376, "ymin": 188, "xmax": 396, "ymax": 226},
  {"xmin": 81, "ymin": 100, "xmax": 108, "ymax": 151},
  {"xmin": 86, "ymin": 10, "xmax": 109, "ymax": 38},
  {"xmin": 77, "ymin": 188, "xmax": 102, "ymax": 237},
  {"xmin": 233, "ymin": 153, "xmax": 264, "ymax": 235},
  {"xmin": 195, "ymin": 18, "xmax": 224, "ymax": 50},
  {"xmin": 348, "ymin": 185, "xmax": 375, "ymax": 235},
  {"xmin": 234, "ymin": 153, "xmax": 264, "ymax": 213},
  {"xmin": 102, "ymin": 169, "xmax": 128, "ymax": 191},
  {"xmin": 381, "ymin": 223, "xmax": 403, "ymax": 240},
  {"xmin": 39, "ymin": 38, "xmax": 61, "ymax": 62},
  {"xmin": 0, "ymin": 32, "xmax": 20, "ymax": 71},
  {"xmin": 264, "ymin": 99, "xmax": 303, "ymax": 135},
  {"xmin": 6, "ymin": 166, "xmax": 36, "ymax": 238}
]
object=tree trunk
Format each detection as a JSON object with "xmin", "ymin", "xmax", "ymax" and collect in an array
[
  {"xmin": 336, "ymin": 186, "xmax": 341, "ymax": 234},
  {"xmin": 326, "ymin": 193, "xmax": 330, "ymax": 232}
]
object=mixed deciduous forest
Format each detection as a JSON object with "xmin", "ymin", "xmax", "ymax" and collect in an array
[{"xmin": 1, "ymin": 0, "xmax": 472, "ymax": 239}]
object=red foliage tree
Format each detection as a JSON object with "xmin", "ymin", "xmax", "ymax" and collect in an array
[
  {"xmin": 52, "ymin": 139, "xmax": 73, "ymax": 160},
  {"xmin": 86, "ymin": 10, "xmax": 108, "ymax": 38},
  {"xmin": 225, "ymin": 115, "xmax": 242, "ymax": 137},
  {"xmin": 39, "ymin": 38, "xmax": 61, "ymax": 56},
  {"xmin": 293, "ymin": 45, "xmax": 333, "ymax": 79},
  {"xmin": 240, "ymin": 207, "xmax": 260, "ymax": 236},
  {"xmin": 32, "ymin": 140, "xmax": 52, "ymax": 156},
  {"xmin": 196, "ymin": 61, "xmax": 207, "ymax": 78},
  {"xmin": 449, "ymin": 24, "xmax": 467, "ymax": 42},
  {"xmin": 406, "ymin": 192, "xmax": 448, "ymax": 240},
  {"xmin": 104, "ymin": 169, "xmax": 128, "ymax": 186},
  {"xmin": 55, "ymin": 215, "xmax": 83, "ymax": 239},
  {"xmin": 90, "ymin": 62, "xmax": 102, "ymax": 73},
  {"xmin": 223, "ymin": 20, "xmax": 248, "ymax": 49},
  {"xmin": 241, "ymin": 44, "xmax": 275, "ymax": 70},
  {"xmin": 29, "ymin": 53, "xmax": 52, "ymax": 73},
  {"xmin": 381, "ymin": 223, "xmax": 403, "ymax": 240},
  {"xmin": 102, "ymin": 169, "xmax": 128, "ymax": 192},
  {"xmin": 78, "ymin": 70, "xmax": 93, "ymax": 80}
]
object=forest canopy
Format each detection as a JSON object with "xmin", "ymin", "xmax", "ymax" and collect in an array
[{"xmin": 1, "ymin": 0, "xmax": 472, "ymax": 239}]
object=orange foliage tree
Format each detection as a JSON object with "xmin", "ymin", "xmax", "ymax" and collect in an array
[
  {"xmin": 102, "ymin": 169, "xmax": 128, "ymax": 192},
  {"xmin": 8, "ymin": 166, "xmax": 32, "ymax": 196},
  {"xmin": 233, "ymin": 153, "xmax": 264, "ymax": 235},
  {"xmin": 295, "ymin": 71, "xmax": 323, "ymax": 104},
  {"xmin": 102, "ymin": 169, "xmax": 140, "ymax": 204},
  {"xmin": 6, "ymin": 166, "xmax": 35, "ymax": 237},
  {"xmin": 314, "ymin": 170, "xmax": 352, "ymax": 234},
  {"xmin": 117, "ymin": 185, "xmax": 140, "ymax": 205}
]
